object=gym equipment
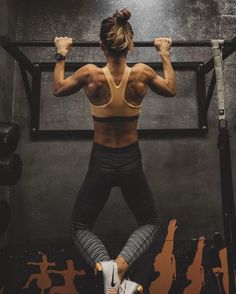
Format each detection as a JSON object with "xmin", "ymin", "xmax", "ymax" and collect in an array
[
  {"xmin": 0, "ymin": 154, "xmax": 23, "ymax": 185},
  {"xmin": 1, "ymin": 36, "xmax": 236, "ymax": 291},
  {"xmin": 0, "ymin": 201, "xmax": 11, "ymax": 234},
  {"xmin": 0, "ymin": 36, "xmax": 235, "ymax": 138},
  {"xmin": 0, "ymin": 122, "xmax": 20, "ymax": 156}
]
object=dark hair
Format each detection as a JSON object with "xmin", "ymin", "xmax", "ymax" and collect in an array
[{"xmin": 100, "ymin": 9, "xmax": 134, "ymax": 56}]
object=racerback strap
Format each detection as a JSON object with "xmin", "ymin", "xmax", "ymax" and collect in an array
[{"xmin": 103, "ymin": 66, "xmax": 131, "ymax": 95}]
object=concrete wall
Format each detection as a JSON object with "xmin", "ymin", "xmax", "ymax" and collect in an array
[
  {"xmin": 0, "ymin": 0, "xmax": 19, "ymax": 248},
  {"xmin": 4, "ymin": 0, "xmax": 236, "ymax": 245},
  {"xmin": 0, "ymin": 0, "xmax": 19, "ymax": 121}
]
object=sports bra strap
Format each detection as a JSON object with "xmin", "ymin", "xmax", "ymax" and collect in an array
[
  {"xmin": 102, "ymin": 66, "xmax": 131, "ymax": 90},
  {"xmin": 90, "ymin": 65, "xmax": 140, "ymax": 118},
  {"xmin": 121, "ymin": 66, "xmax": 132, "ymax": 92}
]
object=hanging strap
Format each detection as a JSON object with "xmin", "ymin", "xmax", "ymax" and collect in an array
[{"xmin": 210, "ymin": 39, "xmax": 225, "ymax": 121}]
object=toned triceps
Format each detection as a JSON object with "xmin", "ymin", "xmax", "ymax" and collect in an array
[
  {"xmin": 53, "ymin": 64, "xmax": 91, "ymax": 97},
  {"xmin": 147, "ymin": 66, "xmax": 176, "ymax": 97}
]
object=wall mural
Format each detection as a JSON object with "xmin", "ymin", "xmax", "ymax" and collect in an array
[
  {"xmin": 22, "ymin": 255, "xmax": 55, "ymax": 292},
  {"xmin": 149, "ymin": 226, "xmax": 229, "ymax": 294},
  {"xmin": 212, "ymin": 247, "xmax": 229, "ymax": 294},
  {"xmin": 183, "ymin": 237, "xmax": 205, "ymax": 294},
  {"xmin": 149, "ymin": 219, "xmax": 177, "ymax": 294},
  {"xmin": 1, "ymin": 225, "xmax": 230, "ymax": 294},
  {"xmin": 212, "ymin": 233, "xmax": 229, "ymax": 294},
  {"xmin": 47, "ymin": 260, "xmax": 86, "ymax": 294},
  {"xmin": 22, "ymin": 256, "xmax": 86, "ymax": 294}
]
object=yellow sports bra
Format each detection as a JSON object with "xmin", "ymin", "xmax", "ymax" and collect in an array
[{"xmin": 90, "ymin": 65, "xmax": 142, "ymax": 122}]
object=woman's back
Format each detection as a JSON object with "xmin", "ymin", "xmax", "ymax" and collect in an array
[
  {"xmin": 85, "ymin": 63, "xmax": 148, "ymax": 108},
  {"xmin": 84, "ymin": 62, "xmax": 149, "ymax": 147},
  {"xmin": 53, "ymin": 9, "xmax": 175, "ymax": 147}
]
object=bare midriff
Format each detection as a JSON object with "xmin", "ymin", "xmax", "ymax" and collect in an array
[{"xmin": 93, "ymin": 119, "xmax": 139, "ymax": 147}]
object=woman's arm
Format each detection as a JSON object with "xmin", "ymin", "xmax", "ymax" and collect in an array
[
  {"xmin": 53, "ymin": 37, "xmax": 92, "ymax": 97},
  {"xmin": 146, "ymin": 37, "xmax": 176, "ymax": 97},
  {"xmin": 53, "ymin": 63, "xmax": 92, "ymax": 97}
]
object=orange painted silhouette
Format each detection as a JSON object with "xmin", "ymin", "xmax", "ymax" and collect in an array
[
  {"xmin": 22, "ymin": 254, "xmax": 55, "ymax": 293},
  {"xmin": 149, "ymin": 219, "xmax": 177, "ymax": 294},
  {"xmin": 212, "ymin": 247, "xmax": 229, "ymax": 294},
  {"xmin": 183, "ymin": 236, "xmax": 205, "ymax": 294},
  {"xmin": 48, "ymin": 259, "xmax": 86, "ymax": 294}
]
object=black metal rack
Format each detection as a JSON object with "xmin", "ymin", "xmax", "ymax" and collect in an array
[
  {"xmin": 27, "ymin": 61, "xmax": 206, "ymax": 138},
  {"xmin": 1, "ymin": 35, "xmax": 236, "ymax": 293},
  {"xmin": 2, "ymin": 36, "xmax": 235, "ymax": 138}
]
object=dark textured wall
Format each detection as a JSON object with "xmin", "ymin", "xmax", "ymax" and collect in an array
[
  {"xmin": 0, "ymin": 0, "xmax": 19, "ymax": 121},
  {"xmin": 6, "ymin": 0, "xmax": 236, "ymax": 245},
  {"xmin": 0, "ymin": 0, "xmax": 19, "ymax": 248}
]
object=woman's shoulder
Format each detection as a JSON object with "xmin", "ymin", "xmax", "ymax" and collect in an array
[
  {"xmin": 78, "ymin": 64, "xmax": 104, "ymax": 80},
  {"xmin": 131, "ymin": 63, "xmax": 152, "ymax": 73},
  {"xmin": 81, "ymin": 63, "xmax": 101, "ymax": 72},
  {"xmin": 130, "ymin": 63, "xmax": 153, "ymax": 80}
]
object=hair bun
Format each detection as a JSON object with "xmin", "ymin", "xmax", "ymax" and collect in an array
[{"xmin": 113, "ymin": 9, "xmax": 131, "ymax": 25}]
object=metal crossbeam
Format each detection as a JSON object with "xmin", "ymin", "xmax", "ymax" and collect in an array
[{"xmin": 4, "ymin": 39, "xmax": 236, "ymax": 48}]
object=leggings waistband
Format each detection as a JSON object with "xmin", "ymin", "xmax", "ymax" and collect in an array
[{"xmin": 92, "ymin": 141, "xmax": 140, "ymax": 153}]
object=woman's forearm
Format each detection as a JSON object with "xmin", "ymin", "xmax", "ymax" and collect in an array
[
  {"xmin": 53, "ymin": 36, "xmax": 73, "ymax": 94},
  {"xmin": 53, "ymin": 60, "xmax": 66, "ymax": 93},
  {"xmin": 160, "ymin": 51, "xmax": 176, "ymax": 92}
]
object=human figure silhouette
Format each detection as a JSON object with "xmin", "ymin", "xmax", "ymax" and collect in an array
[
  {"xmin": 48, "ymin": 259, "xmax": 86, "ymax": 294},
  {"xmin": 149, "ymin": 219, "xmax": 177, "ymax": 294},
  {"xmin": 22, "ymin": 254, "xmax": 56, "ymax": 294},
  {"xmin": 212, "ymin": 232, "xmax": 229, "ymax": 294},
  {"xmin": 183, "ymin": 236, "xmax": 205, "ymax": 294},
  {"xmin": 0, "ymin": 287, "xmax": 4, "ymax": 294}
]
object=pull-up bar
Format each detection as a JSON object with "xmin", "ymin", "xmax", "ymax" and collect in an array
[
  {"xmin": 1, "ymin": 34, "xmax": 236, "ymax": 129},
  {"xmin": 1, "ymin": 37, "xmax": 236, "ymax": 48}
]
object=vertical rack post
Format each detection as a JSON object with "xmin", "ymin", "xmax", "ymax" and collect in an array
[{"xmin": 211, "ymin": 39, "xmax": 236, "ymax": 293}]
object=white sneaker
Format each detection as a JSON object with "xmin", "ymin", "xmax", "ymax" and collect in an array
[
  {"xmin": 96, "ymin": 261, "xmax": 121, "ymax": 294},
  {"xmin": 119, "ymin": 279, "xmax": 143, "ymax": 294}
]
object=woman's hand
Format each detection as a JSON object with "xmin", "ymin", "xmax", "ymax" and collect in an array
[
  {"xmin": 154, "ymin": 37, "xmax": 172, "ymax": 53},
  {"xmin": 54, "ymin": 36, "xmax": 73, "ymax": 56}
]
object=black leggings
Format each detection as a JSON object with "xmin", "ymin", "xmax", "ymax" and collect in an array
[{"xmin": 72, "ymin": 142, "xmax": 160, "ymax": 268}]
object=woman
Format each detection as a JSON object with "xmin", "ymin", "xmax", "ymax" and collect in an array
[{"xmin": 53, "ymin": 9, "xmax": 176, "ymax": 294}]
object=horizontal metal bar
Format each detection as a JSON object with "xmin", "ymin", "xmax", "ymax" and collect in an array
[
  {"xmin": 0, "ymin": 36, "xmax": 34, "ymax": 74},
  {"xmin": 36, "ymin": 61, "xmax": 203, "ymax": 72},
  {"xmin": 6, "ymin": 39, "xmax": 236, "ymax": 48},
  {"xmin": 31, "ymin": 128, "xmax": 208, "ymax": 139}
]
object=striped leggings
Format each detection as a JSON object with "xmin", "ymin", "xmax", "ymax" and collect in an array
[{"xmin": 72, "ymin": 142, "xmax": 160, "ymax": 268}]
